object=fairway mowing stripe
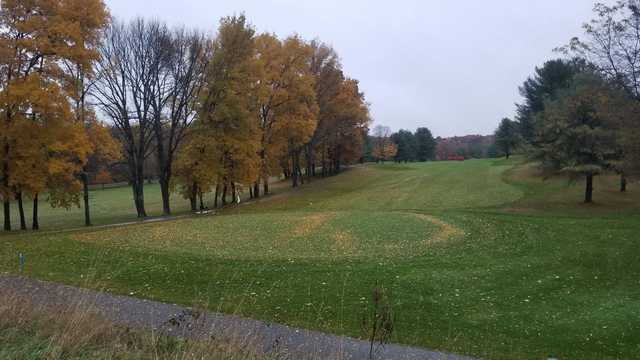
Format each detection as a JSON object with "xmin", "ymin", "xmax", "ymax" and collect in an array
[
  {"xmin": 411, "ymin": 213, "xmax": 465, "ymax": 244},
  {"xmin": 292, "ymin": 212, "xmax": 336, "ymax": 237}
]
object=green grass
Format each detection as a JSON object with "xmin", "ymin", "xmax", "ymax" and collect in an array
[
  {"xmin": 2, "ymin": 158, "xmax": 640, "ymax": 359},
  {"xmin": 3, "ymin": 182, "xmax": 192, "ymax": 230}
]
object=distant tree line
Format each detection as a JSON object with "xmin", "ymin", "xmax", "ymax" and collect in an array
[
  {"xmin": 493, "ymin": 1, "xmax": 640, "ymax": 203},
  {"xmin": 435, "ymin": 135, "xmax": 497, "ymax": 160},
  {"xmin": 365, "ymin": 125, "xmax": 498, "ymax": 163},
  {"xmin": 365, "ymin": 125, "xmax": 437, "ymax": 163},
  {"xmin": 0, "ymin": 1, "xmax": 370, "ymax": 231}
]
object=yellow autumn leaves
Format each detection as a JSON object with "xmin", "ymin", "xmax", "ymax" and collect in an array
[{"xmin": 174, "ymin": 15, "xmax": 370, "ymax": 204}]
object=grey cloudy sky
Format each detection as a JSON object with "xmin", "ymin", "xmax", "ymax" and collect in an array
[{"xmin": 104, "ymin": 0, "xmax": 606, "ymax": 137}]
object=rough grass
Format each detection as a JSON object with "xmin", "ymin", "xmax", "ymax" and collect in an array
[
  {"xmin": 2, "ymin": 158, "xmax": 640, "ymax": 359},
  {"xmin": 0, "ymin": 292, "xmax": 274, "ymax": 360}
]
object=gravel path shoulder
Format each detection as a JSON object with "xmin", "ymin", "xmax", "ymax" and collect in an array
[{"xmin": 0, "ymin": 273, "xmax": 477, "ymax": 360}]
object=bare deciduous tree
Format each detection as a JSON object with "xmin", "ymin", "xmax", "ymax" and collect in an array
[
  {"xmin": 149, "ymin": 28, "xmax": 208, "ymax": 215},
  {"xmin": 93, "ymin": 20, "xmax": 155, "ymax": 218},
  {"xmin": 94, "ymin": 18, "xmax": 208, "ymax": 217}
]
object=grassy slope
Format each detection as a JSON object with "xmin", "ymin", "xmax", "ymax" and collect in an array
[{"xmin": 1, "ymin": 159, "xmax": 640, "ymax": 359}]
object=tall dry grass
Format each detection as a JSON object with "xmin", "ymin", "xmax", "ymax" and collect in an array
[{"xmin": 0, "ymin": 291, "xmax": 277, "ymax": 360}]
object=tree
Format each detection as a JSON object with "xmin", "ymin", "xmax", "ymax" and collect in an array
[
  {"xmin": 305, "ymin": 41, "xmax": 370, "ymax": 177},
  {"xmin": 390, "ymin": 130, "xmax": 416, "ymax": 162},
  {"xmin": 563, "ymin": 0, "xmax": 640, "ymax": 190},
  {"xmin": 616, "ymin": 112, "xmax": 640, "ymax": 190},
  {"xmin": 58, "ymin": 0, "xmax": 110, "ymax": 226},
  {"xmin": 371, "ymin": 125, "xmax": 396, "ymax": 163},
  {"xmin": 590, "ymin": 84, "xmax": 640, "ymax": 192},
  {"xmin": 494, "ymin": 118, "xmax": 520, "ymax": 159},
  {"xmin": 533, "ymin": 74, "xmax": 619, "ymax": 203},
  {"xmin": 173, "ymin": 128, "xmax": 218, "ymax": 211},
  {"xmin": 305, "ymin": 40, "xmax": 343, "ymax": 177},
  {"xmin": 1, "ymin": 0, "xmax": 95, "ymax": 231},
  {"xmin": 563, "ymin": 1, "xmax": 640, "ymax": 99},
  {"xmin": 324, "ymin": 78, "xmax": 369, "ymax": 173},
  {"xmin": 382, "ymin": 142, "xmax": 398, "ymax": 162},
  {"xmin": 94, "ymin": 19, "xmax": 158, "ymax": 218},
  {"xmin": 516, "ymin": 59, "xmax": 586, "ymax": 143},
  {"xmin": 148, "ymin": 27, "xmax": 207, "ymax": 216},
  {"xmin": 187, "ymin": 14, "xmax": 261, "ymax": 207},
  {"xmin": 414, "ymin": 127, "xmax": 436, "ymax": 162},
  {"xmin": 254, "ymin": 34, "xmax": 318, "ymax": 193}
]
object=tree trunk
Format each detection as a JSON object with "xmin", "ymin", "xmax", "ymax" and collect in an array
[
  {"xmin": 17, "ymin": 192, "xmax": 26, "ymax": 230},
  {"xmin": 189, "ymin": 196, "xmax": 197, "ymax": 212},
  {"xmin": 129, "ymin": 158, "xmax": 147, "ymax": 218},
  {"xmin": 253, "ymin": 182, "xmax": 260, "ymax": 199},
  {"xmin": 159, "ymin": 177, "xmax": 171, "ymax": 215},
  {"xmin": 154, "ymin": 119, "xmax": 172, "ymax": 216},
  {"xmin": 132, "ymin": 181, "xmax": 146, "ymax": 218},
  {"xmin": 2, "ymin": 200, "xmax": 9, "ymax": 231},
  {"xmin": 304, "ymin": 143, "xmax": 313, "ymax": 180},
  {"xmin": 32, "ymin": 194, "xmax": 39, "ymax": 230},
  {"xmin": 222, "ymin": 183, "xmax": 227, "ymax": 206},
  {"xmin": 300, "ymin": 153, "xmax": 305, "ymax": 184},
  {"xmin": 291, "ymin": 153, "xmax": 299, "ymax": 188},
  {"xmin": 82, "ymin": 170, "xmax": 91, "ymax": 226},
  {"xmin": 199, "ymin": 190, "xmax": 205, "ymax": 211},
  {"xmin": 214, "ymin": 183, "xmax": 220, "ymax": 208},
  {"xmin": 620, "ymin": 174, "xmax": 627, "ymax": 193},
  {"xmin": 249, "ymin": 186, "xmax": 254, "ymax": 199},
  {"xmin": 263, "ymin": 178, "xmax": 269, "ymax": 195},
  {"xmin": 131, "ymin": 183, "xmax": 139, "ymax": 215},
  {"xmin": 2, "ymin": 147, "xmax": 9, "ymax": 231},
  {"xmin": 189, "ymin": 183, "xmax": 197, "ymax": 212},
  {"xmin": 2, "ymin": 79, "xmax": 13, "ymax": 232},
  {"xmin": 231, "ymin": 182, "xmax": 237, "ymax": 204},
  {"xmin": 135, "ymin": 170, "xmax": 147, "ymax": 218},
  {"xmin": 585, "ymin": 174, "xmax": 594, "ymax": 204}
]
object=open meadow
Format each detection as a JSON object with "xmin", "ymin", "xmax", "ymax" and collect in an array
[{"xmin": 2, "ymin": 159, "xmax": 640, "ymax": 359}]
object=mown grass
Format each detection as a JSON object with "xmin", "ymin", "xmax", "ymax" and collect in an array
[
  {"xmin": 3, "ymin": 182, "xmax": 190, "ymax": 230},
  {"xmin": 2, "ymin": 177, "xmax": 288, "ymax": 231},
  {"xmin": 2, "ymin": 158, "xmax": 640, "ymax": 359}
]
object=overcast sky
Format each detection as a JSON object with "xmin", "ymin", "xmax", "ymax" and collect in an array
[{"xmin": 104, "ymin": 0, "xmax": 606, "ymax": 137}]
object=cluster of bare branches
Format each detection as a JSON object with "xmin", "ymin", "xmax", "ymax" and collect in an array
[{"xmin": 93, "ymin": 19, "xmax": 208, "ymax": 217}]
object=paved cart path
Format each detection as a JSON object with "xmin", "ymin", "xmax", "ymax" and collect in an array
[{"xmin": 0, "ymin": 274, "xmax": 477, "ymax": 360}]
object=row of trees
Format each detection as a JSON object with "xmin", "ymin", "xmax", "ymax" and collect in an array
[
  {"xmin": 368, "ymin": 125, "xmax": 436, "ymax": 163},
  {"xmin": 494, "ymin": 1, "xmax": 640, "ymax": 203},
  {"xmin": 0, "ymin": 1, "xmax": 370, "ymax": 231},
  {"xmin": 171, "ymin": 16, "xmax": 370, "ymax": 211}
]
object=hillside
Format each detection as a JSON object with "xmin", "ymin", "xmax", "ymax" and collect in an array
[{"xmin": 2, "ymin": 159, "xmax": 639, "ymax": 359}]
